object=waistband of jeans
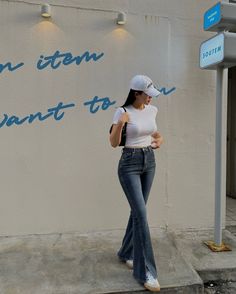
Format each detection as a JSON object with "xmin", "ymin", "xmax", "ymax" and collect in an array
[{"xmin": 122, "ymin": 146, "xmax": 153, "ymax": 152}]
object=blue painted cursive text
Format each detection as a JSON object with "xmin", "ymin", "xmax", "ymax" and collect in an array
[
  {"xmin": 158, "ymin": 87, "xmax": 176, "ymax": 95},
  {"xmin": 37, "ymin": 50, "xmax": 104, "ymax": 70},
  {"xmin": 84, "ymin": 96, "xmax": 116, "ymax": 113},
  {"xmin": 0, "ymin": 102, "xmax": 75, "ymax": 128},
  {"xmin": 0, "ymin": 61, "xmax": 24, "ymax": 74}
]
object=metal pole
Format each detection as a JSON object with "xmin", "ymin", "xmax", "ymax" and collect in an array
[
  {"xmin": 214, "ymin": 67, "xmax": 224, "ymax": 246},
  {"xmin": 205, "ymin": 60, "xmax": 230, "ymax": 252}
]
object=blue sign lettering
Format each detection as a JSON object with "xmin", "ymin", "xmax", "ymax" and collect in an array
[{"xmin": 202, "ymin": 45, "xmax": 222, "ymax": 59}]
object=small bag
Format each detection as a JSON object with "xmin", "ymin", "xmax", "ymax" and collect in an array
[{"xmin": 109, "ymin": 107, "xmax": 127, "ymax": 146}]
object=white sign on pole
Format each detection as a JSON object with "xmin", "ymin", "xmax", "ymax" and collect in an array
[
  {"xmin": 200, "ymin": 33, "xmax": 224, "ymax": 69},
  {"xmin": 200, "ymin": 32, "xmax": 236, "ymax": 70}
]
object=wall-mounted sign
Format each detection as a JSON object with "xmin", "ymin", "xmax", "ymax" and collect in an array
[
  {"xmin": 204, "ymin": 2, "xmax": 236, "ymax": 32},
  {"xmin": 204, "ymin": 2, "xmax": 221, "ymax": 31},
  {"xmin": 200, "ymin": 33, "xmax": 224, "ymax": 69},
  {"xmin": 200, "ymin": 32, "xmax": 236, "ymax": 69}
]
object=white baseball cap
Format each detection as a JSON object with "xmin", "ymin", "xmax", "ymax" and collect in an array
[{"xmin": 129, "ymin": 75, "xmax": 161, "ymax": 97}]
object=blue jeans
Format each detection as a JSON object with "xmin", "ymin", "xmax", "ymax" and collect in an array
[{"xmin": 117, "ymin": 146, "xmax": 157, "ymax": 283}]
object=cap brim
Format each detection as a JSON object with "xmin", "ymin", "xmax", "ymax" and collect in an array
[{"xmin": 144, "ymin": 86, "xmax": 161, "ymax": 97}]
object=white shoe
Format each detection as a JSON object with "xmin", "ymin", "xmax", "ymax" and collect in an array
[
  {"xmin": 144, "ymin": 271, "xmax": 160, "ymax": 292},
  {"xmin": 125, "ymin": 259, "xmax": 133, "ymax": 269}
]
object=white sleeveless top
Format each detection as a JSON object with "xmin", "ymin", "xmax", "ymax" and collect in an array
[{"xmin": 112, "ymin": 104, "xmax": 158, "ymax": 147}]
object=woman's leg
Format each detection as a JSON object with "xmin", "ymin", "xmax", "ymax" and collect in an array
[
  {"xmin": 117, "ymin": 150, "xmax": 156, "ymax": 264},
  {"xmin": 117, "ymin": 170, "xmax": 155, "ymax": 262},
  {"xmin": 117, "ymin": 211, "xmax": 133, "ymax": 261},
  {"xmin": 118, "ymin": 169, "xmax": 157, "ymax": 283}
]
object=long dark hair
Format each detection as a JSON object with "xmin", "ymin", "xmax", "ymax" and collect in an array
[{"xmin": 121, "ymin": 89, "xmax": 143, "ymax": 107}]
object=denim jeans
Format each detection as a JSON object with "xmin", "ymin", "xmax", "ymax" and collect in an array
[{"xmin": 117, "ymin": 146, "xmax": 157, "ymax": 283}]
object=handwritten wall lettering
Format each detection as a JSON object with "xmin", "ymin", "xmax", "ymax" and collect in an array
[
  {"xmin": 0, "ymin": 48, "xmax": 177, "ymax": 127},
  {"xmin": 159, "ymin": 87, "xmax": 176, "ymax": 95},
  {"xmin": 37, "ymin": 50, "xmax": 104, "ymax": 70},
  {"xmin": 0, "ymin": 61, "xmax": 24, "ymax": 74},
  {"xmin": 0, "ymin": 86, "xmax": 177, "ymax": 128},
  {"xmin": 0, "ymin": 49, "xmax": 104, "ymax": 74},
  {"xmin": 0, "ymin": 102, "xmax": 75, "ymax": 128},
  {"xmin": 82, "ymin": 87, "xmax": 177, "ymax": 114},
  {"xmin": 84, "ymin": 96, "xmax": 116, "ymax": 114}
]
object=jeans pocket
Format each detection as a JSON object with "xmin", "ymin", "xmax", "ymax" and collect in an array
[
  {"xmin": 121, "ymin": 152, "xmax": 133, "ymax": 161},
  {"xmin": 147, "ymin": 150, "xmax": 156, "ymax": 163}
]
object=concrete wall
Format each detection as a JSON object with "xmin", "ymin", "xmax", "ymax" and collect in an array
[{"xmin": 0, "ymin": 0, "xmax": 221, "ymax": 236}]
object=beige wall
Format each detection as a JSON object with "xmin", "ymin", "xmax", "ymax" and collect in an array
[{"xmin": 0, "ymin": 0, "xmax": 222, "ymax": 236}]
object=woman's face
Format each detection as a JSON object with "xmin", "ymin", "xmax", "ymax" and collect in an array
[
  {"xmin": 136, "ymin": 92, "xmax": 152, "ymax": 105},
  {"xmin": 144, "ymin": 94, "xmax": 152, "ymax": 105}
]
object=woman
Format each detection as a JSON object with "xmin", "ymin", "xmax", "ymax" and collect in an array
[{"xmin": 109, "ymin": 75, "xmax": 163, "ymax": 292}]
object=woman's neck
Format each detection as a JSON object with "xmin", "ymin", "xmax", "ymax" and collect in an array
[{"xmin": 132, "ymin": 101, "xmax": 145, "ymax": 110}]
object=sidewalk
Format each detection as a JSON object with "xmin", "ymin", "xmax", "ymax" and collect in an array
[{"xmin": 0, "ymin": 228, "xmax": 236, "ymax": 294}]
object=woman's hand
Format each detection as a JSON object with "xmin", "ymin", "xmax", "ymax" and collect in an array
[
  {"xmin": 118, "ymin": 112, "xmax": 129, "ymax": 125},
  {"xmin": 151, "ymin": 132, "xmax": 164, "ymax": 149}
]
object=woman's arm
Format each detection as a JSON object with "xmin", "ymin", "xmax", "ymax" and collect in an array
[{"xmin": 109, "ymin": 112, "xmax": 129, "ymax": 148}]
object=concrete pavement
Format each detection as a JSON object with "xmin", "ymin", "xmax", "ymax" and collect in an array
[
  {"xmin": 0, "ymin": 228, "xmax": 236, "ymax": 293},
  {"xmin": 173, "ymin": 229, "xmax": 236, "ymax": 283}
]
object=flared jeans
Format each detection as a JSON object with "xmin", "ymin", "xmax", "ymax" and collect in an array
[{"xmin": 117, "ymin": 146, "xmax": 157, "ymax": 283}]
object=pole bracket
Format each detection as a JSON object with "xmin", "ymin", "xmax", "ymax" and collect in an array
[{"xmin": 203, "ymin": 240, "xmax": 232, "ymax": 252}]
